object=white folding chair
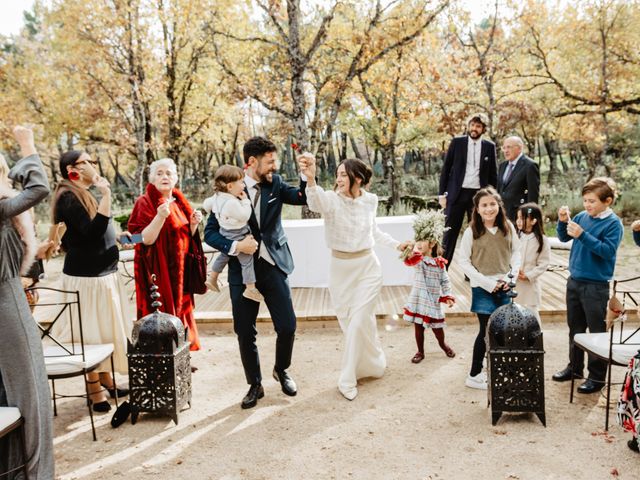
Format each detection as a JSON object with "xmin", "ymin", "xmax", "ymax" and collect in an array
[
  {"xmin": 28, "ymin": 287, "xmax": 117, "ymax": 441},
  {"xmin": 569, "ymin": 276, "xmax": 640, "ymax": 430}
]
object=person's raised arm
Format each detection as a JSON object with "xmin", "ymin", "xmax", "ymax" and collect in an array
[
  {"xmin": 93, "ymin": 175, "xmax": 112, "ymax": 218},
  {"xmin": 0, "ymin": 126, "xmax": 49, "ymax": 219}
]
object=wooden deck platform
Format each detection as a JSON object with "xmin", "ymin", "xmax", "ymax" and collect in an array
[
  {"xmin": 33, "ymin": 248, "xmax": 638, "ymax": 325},
  {"xmin": 193, "ymin": 250, "xmax": 589, "ymax": 323}
]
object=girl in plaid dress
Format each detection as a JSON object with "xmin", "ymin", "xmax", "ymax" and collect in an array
[{"xmin": 402, "ymin": 210, "xmax": 456, "ymax": 363}]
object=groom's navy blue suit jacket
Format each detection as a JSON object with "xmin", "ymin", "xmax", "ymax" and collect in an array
[{"xmin": 204, "ymin": 174, "xmax": 307, "ymax": 284}]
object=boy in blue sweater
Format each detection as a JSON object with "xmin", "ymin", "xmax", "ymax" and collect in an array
[{"xmin": 552, "ymin": 177, "xmax": 624, "ymax": 394}]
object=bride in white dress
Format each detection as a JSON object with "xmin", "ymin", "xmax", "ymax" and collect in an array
[{"xmin": 301, "ymin": 157, "xmax": 409, "ymax": 400}]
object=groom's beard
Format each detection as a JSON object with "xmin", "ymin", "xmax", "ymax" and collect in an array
[{"xmin": 258, "ymin": 172, "xmax": 273, "ymax": 183}]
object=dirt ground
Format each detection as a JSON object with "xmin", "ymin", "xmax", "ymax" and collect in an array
[{"xmin": 50, "ymin": 320, "xmax": 639, "ymax": 480}]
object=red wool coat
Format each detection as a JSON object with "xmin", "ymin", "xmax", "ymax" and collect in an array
[{"xmin": 128, "ymin": 183, "xmax": 200, "ymax": 351}]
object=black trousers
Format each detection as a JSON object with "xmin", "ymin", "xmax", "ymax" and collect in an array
[
  {"xmin": 230, "ymin": 258, "xmax": 297, "ymax": 385},
  {"xmin": 442, "ymin": 188, "xmax": 478, "ymax": 268},
  {"xmin": 566, "ymin": 277, "xmax": 609, "ymax": 382}
]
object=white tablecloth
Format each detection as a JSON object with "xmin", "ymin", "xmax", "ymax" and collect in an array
[
  {"xmin": 285, "ymin": 215, "xmax": 414, "ymax": 288},
  {"xmin": 118, "ymin": 220, "xmax": 414, "ymax": 288}
]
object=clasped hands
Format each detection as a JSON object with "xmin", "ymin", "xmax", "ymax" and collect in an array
[{"xmin": 297, "ymin": 153, "xmax": 317, "ymax": 180}]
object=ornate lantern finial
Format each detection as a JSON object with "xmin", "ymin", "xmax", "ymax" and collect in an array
[
  {"xmin": 506, "ymin": 266, "xmax": 517, "ymax": 301},
  {"xmin": 149, "ymin": 274, "xmax": 162, "ymax": 312}
]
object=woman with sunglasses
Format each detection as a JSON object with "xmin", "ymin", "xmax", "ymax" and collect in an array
[{"xmin": 50, "ymin": 151, "xmax": 132, "ymax": 412}]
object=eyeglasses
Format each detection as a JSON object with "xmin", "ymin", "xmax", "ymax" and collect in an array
[{"xmin": 74, "ymin": 159, "xmax": 98, "ymax": 166}]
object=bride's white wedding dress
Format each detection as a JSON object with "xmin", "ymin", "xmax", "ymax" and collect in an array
[{"xmin": 306, "ymin": 184, "xmax": 399, "ymax": 400}]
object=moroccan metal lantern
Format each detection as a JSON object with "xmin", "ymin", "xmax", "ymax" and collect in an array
[
  {"xmin": 487, "ymin": 272, "xmax": 546, "ymax": 426},
  {"xmin": 128, "ymin": 275, "xmax": 192, "ymax": 425}
]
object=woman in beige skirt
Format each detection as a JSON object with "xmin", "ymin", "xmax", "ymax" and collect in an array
[
  {"xmin": 302, "ymin": 158, "xmax": 409, "ymax": 400},
  {"xmin": 51, "ymin": 150, "xmax": 132, "ymax": 412}
]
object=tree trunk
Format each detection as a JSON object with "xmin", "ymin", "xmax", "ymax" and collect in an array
[
  {"xmin": 543, "ymin": 134, "xmax": 559, "ymax": 187},
  {"xmin": 349, "ymin": 135, "xmax": 364, "ymax": 160}
]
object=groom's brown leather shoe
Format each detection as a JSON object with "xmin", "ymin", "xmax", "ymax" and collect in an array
[
  {"xmin": 241, "ymin": 384, "xmax": 264, "ymax": 409},
  {"xmin": 273, "ymin": 369, "xmax": 297, "ymax": 396}
]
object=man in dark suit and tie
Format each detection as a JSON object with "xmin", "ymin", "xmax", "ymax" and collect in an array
[
  {"xmin": 438, "ymin": 113, "xmax": 498, "ymax": 267},
  {"xmin": 497, "ymin": 136, "xmax": 540, "ymax": 221},
  {"xmin": 205, "ymin": 137, "xmax": 311, "ymax": 409}
]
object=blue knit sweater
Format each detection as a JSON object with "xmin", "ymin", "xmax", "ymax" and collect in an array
[{"xmin": 557, "ymin": 210, "xmax": 623, "ymax": 283}]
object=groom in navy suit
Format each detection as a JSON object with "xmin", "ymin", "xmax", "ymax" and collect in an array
[
  {"xmin": 438, "ymin": 114, "xmax": 498, "ymax": 267},
  {"xmin": 205, "ymin": 137, "xmax": 310, "ymax": 409}
]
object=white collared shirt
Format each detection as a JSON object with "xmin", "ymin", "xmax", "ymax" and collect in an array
[
  {"xmin": 594, "ymin": 207, "xmax": 613, "ymax": 219},
  {"xmin": 242, "ymin": 174, "xmax": 275, "ymax": 265},
  {"xmin": 461, "ymin": 136, "xmax": 481, "ymax": 189}
]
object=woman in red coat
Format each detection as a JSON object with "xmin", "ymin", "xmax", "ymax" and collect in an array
[{"xmin": 128, "ymin": 158, "xmax": 203, "ymax": 350}]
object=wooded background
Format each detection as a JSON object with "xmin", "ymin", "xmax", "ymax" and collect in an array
[{"xmin": 1, "ymin": 0, "xmax": 639, "ymax": 216}]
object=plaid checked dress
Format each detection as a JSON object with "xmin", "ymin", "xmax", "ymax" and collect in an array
[{"xmin": 403, "ymin": 254, "xmax": 454, "ymax": 329}]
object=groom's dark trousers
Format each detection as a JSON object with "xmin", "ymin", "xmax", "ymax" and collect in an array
[{"xmin": 229, "ymin": 258, "xmax": 296, "ymax": 383}]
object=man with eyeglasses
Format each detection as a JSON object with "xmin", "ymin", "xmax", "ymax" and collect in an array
[{"xmin": 497, "ymin": 136, "xmax": 540, "ymax": 221}]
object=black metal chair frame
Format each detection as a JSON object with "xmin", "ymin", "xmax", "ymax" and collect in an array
[
  {"xmin": 0, "ymin": 411, "xmax": 28, "ymax": 478},
  {"xmin": 569, "ymin": 276, "xmax": 640, "ymax": 431},
  {"xmin": 27, "ymin": 286, "xmax": 119, "ymax": 441}
]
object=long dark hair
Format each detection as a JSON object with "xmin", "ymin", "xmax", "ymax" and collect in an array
[
  {"xmin": 336, "ymin": 158, "xmax": 372, "ymax": 196},
  {"xmin": 51, "ymin": 150, "xmax": 98, "ymax": 223},
  {"xmin": 517, "ymin": 202, "xmax": 545, "ymax": 254},
  {"xmin": 470, "ymin": 187, "xmax": 510, "ymax": 239}
]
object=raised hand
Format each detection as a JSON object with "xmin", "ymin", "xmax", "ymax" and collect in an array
[
  {"xmin": 566, "ymin": 220, "xmax": 583, "ymax": 238},
  {"xmin": 13, "ymin": 125, "xmax": 37, "ymax": 157},
  {"xmin": 297, "ymin": 153, "xmax": 316, "ymax": 179},
  {"xmin": 93, "ymin": 175, "xmax": 111, "ymax": 196},
  {"xmin": 190, "ymin": 209, "xmax": 203, "ymax": 226},
  {"xmin": 157, "ymin": 200, "xmax": 171, "ymax": 219},
  {"xmin": 558, "ymin": 205, "xmax": 570, "ymax": 223}
]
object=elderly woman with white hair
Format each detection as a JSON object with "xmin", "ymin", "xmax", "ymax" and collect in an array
[
  {"xmin": 51, "ymin": 149, "xmax": 132, "ymax": 412},
  {"xmin": 128, "ymin": 158, "xmax": 203, "ymax": 350}
]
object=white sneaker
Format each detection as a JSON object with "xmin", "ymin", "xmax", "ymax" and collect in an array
[{"xmin": 465, "ymin": 372, "xmax": 488, "ymax": 390}]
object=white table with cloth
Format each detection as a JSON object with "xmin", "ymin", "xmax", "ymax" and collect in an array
[{"xmin": 284, "ymin": 215, "xmax": 415, "ymax": 288}]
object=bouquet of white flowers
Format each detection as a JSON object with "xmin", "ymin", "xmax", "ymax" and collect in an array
[{"xmin": 412, "ymin": 209, "xmax": 449, "ymax": 245}]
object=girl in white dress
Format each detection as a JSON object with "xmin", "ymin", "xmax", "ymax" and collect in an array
[
  {"xmin": 515, "ymin": 203, "xmax": 550, "ymax": 323},
  {"xmin": 301, "ymin": 157, "xmax": 409, "ymax": 400}
]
